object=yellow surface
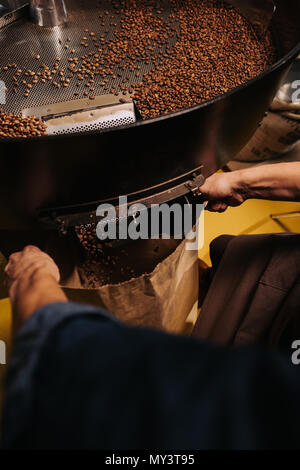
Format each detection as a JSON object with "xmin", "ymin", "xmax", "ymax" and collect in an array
[
  {"xmin": 0, "ymin": 298, "xmax": 11, "ymax": 416},
  {"xmin": 199, "ymin": 199, "xmax": 300, "ymax": 265}
]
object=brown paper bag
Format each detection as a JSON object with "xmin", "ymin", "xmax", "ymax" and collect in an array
[
  {"xmin": 233, "ymin": 98, "xmax": 300, "ymax": 163},
  {"xmin": 60, "ymin": 238, "xmax": 199, "ymax": 334}
]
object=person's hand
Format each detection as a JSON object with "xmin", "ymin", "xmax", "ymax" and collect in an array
[
  {"xmin": 5, "ymin": 245, "xmax": 60, "ymax": 298},
  {"xmin": 199, "ymin": 172, "xmax": 247, "ymax": 212},
  {"xmin": 5, "ymin": 246, "xmax": 66, "ymax": 334}
]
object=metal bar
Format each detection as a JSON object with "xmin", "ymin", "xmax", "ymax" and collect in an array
[
  {"xmin": 270, "ymin": 211, "xmax": 300, "ymax": 232},
  {"xmin": 30, "ymin": 0, "xmax": 67, "ymax": 27},
  {"xmin": 0, "ymin": 2, "xmax": 29, "ymax": 29}
]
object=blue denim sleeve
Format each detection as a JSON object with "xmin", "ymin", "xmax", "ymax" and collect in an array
[
  {"xmin": 1, "ymin": 302, "xmax": 117, "ymax": 448},
  {"xmin": 2, "ymin": 302, "xmax": 300, "ymax": 449}
]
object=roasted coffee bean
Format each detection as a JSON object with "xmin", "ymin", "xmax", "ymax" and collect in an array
[
  {"xmin": 0, "ymin": 109, "xmax": 47, "ymax": 138},
  {"xmin": 75, "ymin": 223, "xmax": 142, "ymax": 286},
  {"xmin": 0, "ymin": 0, "xmax": 275, "ymax": 135}
]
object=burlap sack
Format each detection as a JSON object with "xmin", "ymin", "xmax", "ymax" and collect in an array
[
  {"xmin": 61, "ymin": 238, "xmax": 199, "ymax": 334},
  {"xmin": 234, "ymin": 97, "xmax": 300, "ymax": 163}
]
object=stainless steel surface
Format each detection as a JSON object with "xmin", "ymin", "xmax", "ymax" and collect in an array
[
  {"xmin": 30, "ymin": 0, "xmax": 67, "ymax": 27},
  {"xmin": 22, "ymin": 92, "xmax": 132, "ymax": 117},
  {"xmin": 0, "ymin": 0, "xmax": 274, "ymax": 119},
  {"xmin": 0, "ymin": 0, "xmax": 168, "ymax": 115},
  {"xmin": 23, "ymin": 94, "xmax": 136, "ymax": 134}
]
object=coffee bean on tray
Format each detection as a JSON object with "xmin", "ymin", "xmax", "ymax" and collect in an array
[{"xmin": 0, "ymin": 0, "xmax": 276, "ymax": 136}]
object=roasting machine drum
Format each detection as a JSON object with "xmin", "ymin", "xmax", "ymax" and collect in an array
[{"xmin": 0, "ymin": 0, "xmax": 299, "ymax": 230}]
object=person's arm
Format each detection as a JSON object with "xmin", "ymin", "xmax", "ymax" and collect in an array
[
  {"xmin": 4, "ymin": 245, "xmax": 67, "ymax": 334},
  {"xmin": 2, "ymin": 247, "xmax": 117, "ymax": 450},
  {"xmin": 200, "ymin": 162, "xmax": 300, "ymax": 212}
]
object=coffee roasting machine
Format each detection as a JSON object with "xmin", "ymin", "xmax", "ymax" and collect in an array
[{"xmin": 0, "ymin": 0, "xmax": 299, "ymax": 234}]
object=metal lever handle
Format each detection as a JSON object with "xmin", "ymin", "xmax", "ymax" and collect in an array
[{"xmin": 30, "ymin": 0, "xmax": 67, "ymax": 27}]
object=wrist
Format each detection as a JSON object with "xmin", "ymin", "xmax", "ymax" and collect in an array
[
  {"xmin": 10, "ymin": 269, "xmax": 67, "ymax": 334},
  {"xmin": 226, "ymin": 170, "xmax": 248, "ymax": 201},
  {"xmin": 229, "ymin": 168, "xmax": 253, "ymax": 200}
]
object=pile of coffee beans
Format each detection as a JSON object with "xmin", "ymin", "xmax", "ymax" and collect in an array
[
  {"xmin": 0, "ymin": 0, "xmax": 276, "ymax": 132},
  {"xmin": 76, "ymin": 223, "xmax": 138, "ymax": 286},
  {"xmin": 134, "ymin": 0, "xmax": 276, "ymax": 117},
  {"xmin": 0, "ymin": 108, "xmax": 47, "ymax": 138},
  {"xmin": 75, "ymin": 222, "xmax": 182, "ymax": 287}
]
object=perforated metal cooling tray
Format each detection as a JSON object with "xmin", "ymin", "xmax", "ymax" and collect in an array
[
  {"xmin": 0, "ymin": 0, "xmax": 178, "ymax": 133},
  {"xmin": 0, "ymin": 0, "xmax": 275, "ymax": 135}
]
